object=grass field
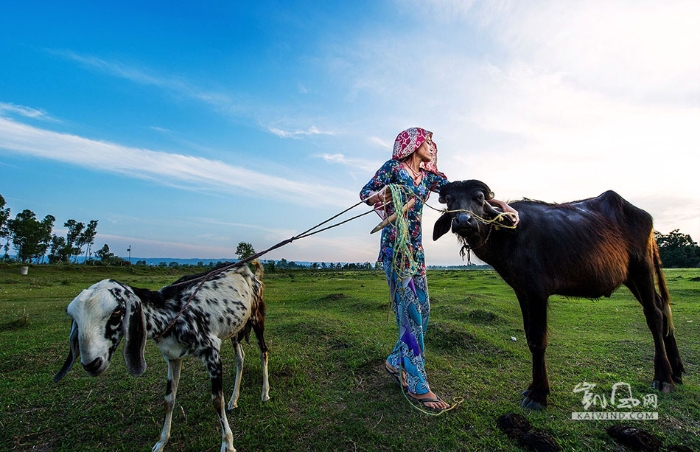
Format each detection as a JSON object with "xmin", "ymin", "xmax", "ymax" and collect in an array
[{"xmin": 1, "ymin": 264, "xmax": 698, "ymax": 451}]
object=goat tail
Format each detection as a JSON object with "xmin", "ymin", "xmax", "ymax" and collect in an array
[
  {"xmin": 250, "ymin": 259, "xmax": 264, "ymax": 280},
  {"xmin": 651, "ymin": 234, "xmax": 675, "ymax": 336},
  {"xmin": 249, "ymin": 259, "xmax": 266, "ymax": 316}
]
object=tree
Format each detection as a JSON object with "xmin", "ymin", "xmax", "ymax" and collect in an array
[
  {"xmin": 0, "ymin": 195, "xmax": 10, "ymax": 260},
  {"xmin": 95, "ymin": 244, "xmax": 114, "ymax": 262},
  {"xmin": 235, "ymin": 242, "xmax": 256, "ymax": 261},
  {"xmin": 48, "ymin": 235, "xmax": 71, "ymax": 263},
  {"xmin": 95, "ymin": 243, "xmax": 130, "ymax": 266},
  {"xmin": 78, "ymin": 220, "xmax": 98, "ymax": 261},
  {"xmin": 7, "ymin": 210, "xmax": 55, "ymax": 263},
  {"xmin": 655, "ymin": 230, "xmax": 700, "ymax": 268},
  {"xmin": 47, "ymin": 219, "xmax": 99, "ymax": 263}
]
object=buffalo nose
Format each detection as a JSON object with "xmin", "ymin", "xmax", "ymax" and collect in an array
[
  {"xmin": 453, "ymin": 213, "xmax": 474, "ymax": 228},
  {"xmin": 82, "ymin": 357, "xmax": 103, "ymax": 374}
]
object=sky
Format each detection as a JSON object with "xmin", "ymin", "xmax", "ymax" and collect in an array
[{"xmin": 1, "ymin": 0, "xmax": 699, "ymax": 266}]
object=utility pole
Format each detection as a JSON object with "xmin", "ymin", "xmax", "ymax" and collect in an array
[{"xmin": 127, "ymin": 245, "xmax": 132, "ymax": 263}]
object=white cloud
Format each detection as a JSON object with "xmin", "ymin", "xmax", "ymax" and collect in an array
[
  {"xmin": 0, "ymin": 117, "xmax": 357, "ymax": 208},
  {"xmin": 325, "ymin": 0, "xmax": 700, "ymax": 244},
  {"xmin": 0, "ymin": 102, "xmax": 53, "ymax": 121},
  {"xmin": 316, "ymin": 153, "xmax": 380, "ymax": 173},
  {"xmin": 267, "ymin": 125, "xmax": 336, "ymax": 138},
  {"xmin": 47, "ymin": 49, "xmax": 238, "ymax": 110}
]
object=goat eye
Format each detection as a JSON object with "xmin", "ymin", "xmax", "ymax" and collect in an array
[{"xmin": 111, "ymin": 309, "xmax": 123, "ymax": 318}]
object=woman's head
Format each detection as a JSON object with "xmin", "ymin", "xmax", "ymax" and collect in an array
[{"xmin": 392, "ymin": 127, "xmax": 443, "ymax": 175}]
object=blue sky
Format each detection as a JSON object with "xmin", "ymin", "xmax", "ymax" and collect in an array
[{"xmin": 1, "ymin": 0, "xmax": 699, "ymax": 265}]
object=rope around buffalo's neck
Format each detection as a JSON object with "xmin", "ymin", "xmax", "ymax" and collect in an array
[{"xmin": 423, "ymin": 203, "xmax": 519, "ymax": 231}]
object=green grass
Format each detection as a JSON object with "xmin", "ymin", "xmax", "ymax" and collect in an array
[{"xmin": 1, "ymin": 264, "xmax": 698, "ymax": 451}]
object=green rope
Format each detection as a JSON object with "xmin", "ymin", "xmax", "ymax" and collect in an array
[{"xmin": 387, "ymin": 184, "xmax": 419, "ymax": 281}]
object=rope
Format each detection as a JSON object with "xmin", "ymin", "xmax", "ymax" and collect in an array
[
  {"xmin": 395, "ymin": 363, "xmax": 464, "ymax": 416},
  {"xmin": 386, "ymin": 184, "xmax": 420, "ymax": 281},
  {"xmin": 424, "ymin": 203, "xmax": 519, "ymax": 231},
  {"xmin": 153, "ymin": 200, "xmax": 373, "ymax": 342}
]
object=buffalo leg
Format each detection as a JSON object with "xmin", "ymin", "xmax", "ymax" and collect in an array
[
  {"xmin": 656, "ymin": 293, "xmax": 685, "ymax": 383},
  {"xmin": 518, "ymin": 293, "xmax": 550, "ymax": 410},
  {"xmin": 626, "ymin": 274, "xmax": 675, "ymax": 393}
]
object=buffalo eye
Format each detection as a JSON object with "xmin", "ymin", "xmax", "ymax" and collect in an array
[
  {"xmin": 111, "ymin": 308, "xmax": 123, "ymax": 319},
  {"xmin": 474, "ymin": 192, "xmax": 485, "ymax": 203}
]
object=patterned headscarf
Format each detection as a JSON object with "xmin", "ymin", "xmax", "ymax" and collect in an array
[{"xmin": 392, "ymin": 127, "xmax": 444, "ymax": 176}]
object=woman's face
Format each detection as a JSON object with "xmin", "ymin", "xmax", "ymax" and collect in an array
[{"xmin": 415, "ymin": 137, "xmax": 433, "ymax": 162}]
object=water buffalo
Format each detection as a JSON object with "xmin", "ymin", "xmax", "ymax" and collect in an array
[{"xmin": 433, "ymin": 180, "xmax": 684, "ymax": 410}]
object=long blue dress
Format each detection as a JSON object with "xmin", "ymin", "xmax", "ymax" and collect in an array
[{"xmin": 360, "ymin": 159, "xmax": 448, "ymax": 395}]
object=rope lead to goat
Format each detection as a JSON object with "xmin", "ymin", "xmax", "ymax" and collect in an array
[{"xmin": 153, "ymin": 200, "xmax": 375, "ymax": 342}]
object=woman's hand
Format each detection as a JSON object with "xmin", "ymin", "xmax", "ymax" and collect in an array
[{"xmin": 368, "ymin": 187, "xmax": 391, "ymax": 206}]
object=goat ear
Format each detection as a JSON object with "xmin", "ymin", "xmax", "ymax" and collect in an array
[
  {"xmin": 54, "ymin": 321, "xmax": 79, "ymax": 383},
  {"xmin": 123, "ymin": 292, "xmax": 147, "ymax": 377},
  {"xmin": 433, "ymin": 213, "xmax": 453, "ymax": 241}
]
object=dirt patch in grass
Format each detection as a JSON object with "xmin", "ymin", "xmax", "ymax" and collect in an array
[
  {"xmin": 468, "ymin": 309, "xmax": 500, "ymax": 323},
  {"xmin": 428, "ymin": 321, "xmax": 480, "ymax": 349},
  {"xmin": 319, "ymin": 293, "xmax": 348, "ymax": 302},
  {"xmin": 1, "ymin": 312, "xmax": 30, "ymax": 332},
  {"xmin": 428, "ymin": 321, "xmax": 516, "ymax": 359},
  {"xmin": 433, "ymin": 305, "xmax": 500, "ymax": 324}
]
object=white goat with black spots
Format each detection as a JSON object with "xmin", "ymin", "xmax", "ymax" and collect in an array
[{"xmin": 54, "ymin": 260, "xmax": 269, "ymax": 452}]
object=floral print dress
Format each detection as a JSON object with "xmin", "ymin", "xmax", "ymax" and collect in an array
[{"xmin": 360, "ymin": 159, "xmax": 448, "ymax": 395}]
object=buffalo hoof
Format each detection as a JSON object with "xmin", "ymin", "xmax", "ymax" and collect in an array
[
  {"xmin": 652, "ymin": 380, "xmax": 674, "ymax": 393},
  {"xmin": 522, "ymin": 397, "xmax": 546, "ymax": 410},
  {"xmin": 672, "ymin": 375, "xmax": 683, "ymax": 384},
  {"xmin": 521, "ymin": 389, "xmax": 532, "ymax": 397}
]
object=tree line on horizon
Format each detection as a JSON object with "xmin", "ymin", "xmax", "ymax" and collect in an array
[
  {"xmin": 0, "ymin": 194, "xmax": 122, "ymax": 264},
  {"xmin": 2, "ymin": 194, "xmax": 699, "ymax": 268}
]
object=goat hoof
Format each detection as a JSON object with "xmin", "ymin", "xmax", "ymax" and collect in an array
[{"xmin": 521, "ymin": 397, "xmax": 546, "ymax": 411}]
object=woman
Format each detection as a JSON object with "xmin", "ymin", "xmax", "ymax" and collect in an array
[{"xmin": 360, "ymin": 127, "xmax": 450, "ymax": 411}]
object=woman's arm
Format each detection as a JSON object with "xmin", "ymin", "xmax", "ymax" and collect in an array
[{"xmin": 360, "ymin": 160, "xmax": 396, "ymax": 205}]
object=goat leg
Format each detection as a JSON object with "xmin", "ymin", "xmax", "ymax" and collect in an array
[
  {"xmin": 206, "ymin": 351, "xmax": 236, "ymax": 452},
  {"xmin": 152, "ymin": 359, "xmax": 182, "ymax": 452},
  {"xmin": 260, "ymin": 346, "xmax": 270, "ymax": 403},
  {"xmin": 227, "ymin": 341, "xmax": 245, "ymax": 411},
  {"xmin": 254, "ymin": 321, "xmax": 271, "ymax": 404}
]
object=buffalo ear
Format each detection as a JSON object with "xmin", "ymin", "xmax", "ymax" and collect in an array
[
  {"xmin": 54, "ymin": 320, "xmax": 80, "ymax": 383},
  {"xmin": 433, "ymin": 213, "xmax": 453, "ymax": 241},
  {"xmin": 123, "ymin": 292, "xmax": 147, "ymax": 377}
]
